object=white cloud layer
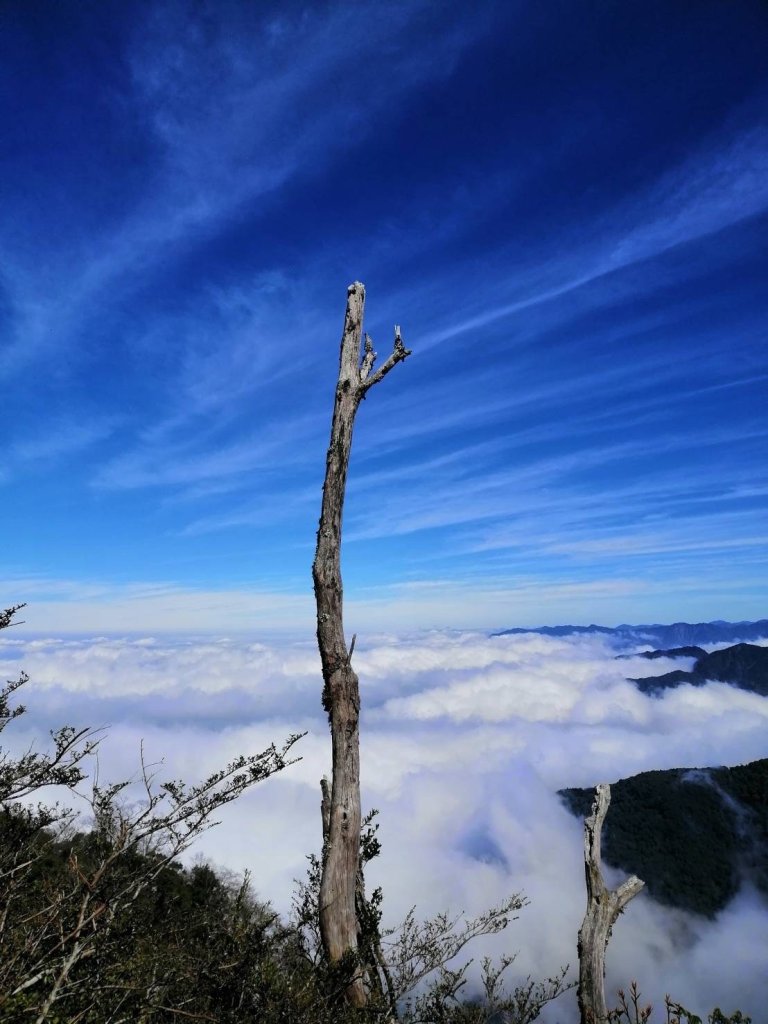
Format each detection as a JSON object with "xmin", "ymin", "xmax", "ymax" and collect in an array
[{"xmin": 1, "ymin": 629, "xmax": 766, "ymax": 1021}]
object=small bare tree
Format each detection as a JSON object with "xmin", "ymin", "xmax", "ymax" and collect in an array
[
  {"xmin": 312, "ymin": 282, "xmax": 410, "ymax": 1005},
  {"xmin": 578, "ymin": 784, "xmax": 644, "ymax": 1024}
]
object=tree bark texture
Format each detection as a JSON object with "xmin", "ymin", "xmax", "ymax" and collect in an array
[
  {"xmin": 312, "ymin": 282, "xmax": 410, "ymax": 1006},
  {"xmin": 577, "ymin": 783, "xmax": 644, "ymax": 1024}
]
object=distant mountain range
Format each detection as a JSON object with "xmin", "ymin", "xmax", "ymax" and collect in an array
[
  {"xmin": 493, "ymin": 619, "xmax": 768, "ymax": 648},
  {"xmin": 628, "ymin": 643, "xmax": 768, "ymax": 696},
  {"xmin": 560, "ymin": 759, "xmax": 768, "ymax": 917}
]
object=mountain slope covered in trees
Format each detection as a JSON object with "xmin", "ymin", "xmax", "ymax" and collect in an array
[
  {"xmin": 629, "ymin": 643, "xmax": 768, "ymax": 696},
  {"xmin": 560, "ymin": 759, "xmax": 768, "ymax": 918}
]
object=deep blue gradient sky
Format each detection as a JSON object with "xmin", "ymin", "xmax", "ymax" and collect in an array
[{"xmin": 2, "ymin": 0, "xmax": 767, "ymax": 632}]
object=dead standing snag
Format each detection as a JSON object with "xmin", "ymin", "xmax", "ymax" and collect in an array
[
  {"xmin": 577, "ymin": 783, "xmax": 644, "ymax": 1024},
  {"xmin": 312, "ymin": 283, "xmax": 411, "ymax": 1006}
]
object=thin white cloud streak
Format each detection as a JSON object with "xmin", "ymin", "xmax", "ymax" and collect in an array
[
  {"xmin": 3, "ymin": 578, "xmax": 316, "ymax": 634},
  {"xmin": 2, "ymin": 629, "xmax": 766, "ymax": 1020},
  {"xmin": 10, "ymin": 418, "xmax": 120, "ymax": 466},
  {"xmin": 172, "ymin": 374, "xmax": 767, "ymax": 541},
  {"xmin": 93, "ymin": 411, "xmax": 322, "ymax": 491},
  {"xmin": 176, "ymin": 482, "xmax": 319, "ymax": 537},
  {"xmin": 87, "ymin": 277, "xmax": 332, "ymax": 497},
  {"xmin": 354, "ymin": 348, "xmax": 691, "ymax": 456},
  {"xmin": 545, "ymin": 532, "xmax": 768, "ymax": 558},
  {"xmin": 358, "ymin": 356, "xmax": 767, "ymax": 461},
  {"xmin": 465, "ymin": 507, "xmax": 768, "ymax": 573},
  {"xmin": 347, "ymin": 441, "xmax": 647, "ymax": 542},
  {"xmin": 344, "ymin": 424, "xmax": 768, "ymax": 548},
  {"xmin": 418, "ymin": 125, "xmax": 768, "ymax": 352},
  {"xmin": 130, "ymin": 273, "xmax": 308, "ymax": 425},
  {"xmin": 175, "ymin": 389, "xmax": 695, "ymax": 537}
]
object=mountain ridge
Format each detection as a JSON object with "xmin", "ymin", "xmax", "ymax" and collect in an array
[
  {"xmin": 493, "ymin": 618, "xmax": 768, "ymax": 648},
  {"xmin": 629, "ymin": 643, "xmax": 768, "ymax": 696}
]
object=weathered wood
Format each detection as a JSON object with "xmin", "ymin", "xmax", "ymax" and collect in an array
[
  {"xmin": 320, "ymin": 775, "xmax": 331, "ymax": 842},
  {"xmin": 312, "ymin": 282, "xmax": 410, "ymax": 1006},
  {"xmin": 577, "ymin": 783, "xmax": 644, "ymax": 1024}
]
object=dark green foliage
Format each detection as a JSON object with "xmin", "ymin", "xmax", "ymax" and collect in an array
[
  {"xmin": 560, "ymin": 760, "xmax": 768, "ymax": 917},
  {"xmin": 1, "ymin": 821, "xmax": 345, "ymax": 1023},
  {"xmin": 607, "ymin": 983, "xmax": 751, "ymax": 1024},
  {"xmin": 400, "ymin": 958, "xmax": 572, "ymax": 1024}
]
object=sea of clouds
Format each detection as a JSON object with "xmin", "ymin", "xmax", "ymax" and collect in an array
[{"xmin": 2, "ymin": 628, "xmax": 767, "ymax": 1021}]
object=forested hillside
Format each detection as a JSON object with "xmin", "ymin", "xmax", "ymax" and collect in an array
[
  {"xmin": 560, "ymin": 760, "xmax": 768, "ymax": 917},
  {"xmin": 629, "ymin": 644, "xmax": 768, "ymax": 696}
]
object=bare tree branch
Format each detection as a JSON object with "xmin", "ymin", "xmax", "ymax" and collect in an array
[{"xmin": 359, "ymin": 324, "xmax": 411, "ymax": 394}]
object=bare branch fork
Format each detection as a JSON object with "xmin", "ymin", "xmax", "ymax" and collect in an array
[
  {"xmin": 312, "ymin": 282, "xmax": 411, "ymax": 1006},
  {"xmin": 577, "ymin": 784, "xmax": 644, "ymax": 1024}
]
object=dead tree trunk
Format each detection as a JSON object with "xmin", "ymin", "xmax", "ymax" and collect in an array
[
  {"xmin": 577, "ymin": 784, "xmax": 644, "ymax": 1024},
  {"xmin": 312, "ymin": 282, "xmax": 410, "ymax": 1006}
]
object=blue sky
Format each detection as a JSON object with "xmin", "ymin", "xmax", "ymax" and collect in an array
[{"xmin": 2, "ymin": 0, "xmax": 767, "ymax": 632}]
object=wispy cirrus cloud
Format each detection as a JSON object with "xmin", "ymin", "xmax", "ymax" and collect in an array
[
  {"xmin": 344, "ymin": 423, "xmax": 768, "ymax": 541},
  {"xmin": 93, "ymin": 412, "xmax": 321, "ymax": 491},
  {"xmin": 0, "ymin": 2, "xmax": 493, "ymax": 381},
  {"xmin": 2, "ymin": 576, "xmax": 314, "ymax": 634},
  {"xmin": 10, "ymin": 417, "xmax": 120, "ymax": 467},
  {"xmin": 417, "ymin": 124, "xmax": 768, "ymax": 353},
  {"xmin": 1, "ymin": 2, "xmax": 765, "ymax": 631}
]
